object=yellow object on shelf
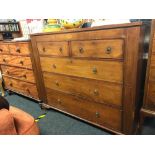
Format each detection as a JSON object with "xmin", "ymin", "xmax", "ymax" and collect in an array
[
  {"xmin": 47, "ymin": 19, "xmax": 58, "ymax": 24},
  {"xmin": 60, "ymin": 19, "xmax": 84, "ymax": 29},
  {"xmin": 43, "ymin": 19, "xmax": 61, "ymax": 32}
]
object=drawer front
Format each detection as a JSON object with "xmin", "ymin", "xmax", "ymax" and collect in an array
[
  {"xmin": 0, "ymin": 43, "xmax": 9, "ymax": 54},
  {"xmin": 146, "ymin": 82, "xmax": 155, "ymax": 110},
  {"xmin": 43, "ymin": 72, "xmax": 122, "ymax": 106},
  {"xmin": 149, "ymin": 67, "xmax": 155, "ymax": 82},
  {"xmin": 71, "ymin": 39, "xmax": 124, "ymax": 59},
  {"xmin": 3, "ymin": 76, "xmax": 38, "ymax": 99},
  {"xmin": 46, "ymin": 88, "xmax": 122, "ymax": 131},
  {"xmin": 150, "ymin": 54, "xmax": 155, "ymax": 67},
  {"xmin": 37, "ymin": 41, "xmax": 69, "ymax": 56},
  {"xmin": 40, "ymin": 57, "xmax": 123, "ymax": 83},
  {"xmin": 152, "ymin": 39, "xmax": 155, "ymax": 54},
  {"xmin": 0, "ymin": 55, "xmax": 32, "ymax": 69},
  {"xmin": 9, "ymin": 43, "xmax": 31, "ymax": 55},
  {"xmin": 1, "ymin": 65, "xmax": 35, "ymax": 83}
]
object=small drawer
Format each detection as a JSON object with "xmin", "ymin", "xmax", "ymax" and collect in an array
[
  {"xmin": 3, "ymin": 76, "xmax": 39, "ymax": 99},
  {"xmin": 0, "ymin": 43, "xmax": 9, "ymax": 54},
  {"xmin": 43, "ymin": 72, "xmax": 123, "ymax": 107},
  {"xmin": 40, "ymin": 57, "xmax": 123, "ymax": 83},
  {"xmin": 9, "ymin": 42, "xmax": 31, "ymax": 55},
  {"xmin": 1, "ymin": 65, "xmax": 35, "ymax": 83},
  {"xmin": 37, "ymin": 41, "xmax": 69, "ymax": 56},
  {"xmin": 46, "ymin": 88, "xmax": 122, "ymax": 131},
  {"xmin": 71, "ymin": 39, "xmax": 124, "ymax": 59}
]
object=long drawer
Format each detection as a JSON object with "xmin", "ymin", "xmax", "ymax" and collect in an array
[
  {"xmin": 3, "ymin": 76, "xmax": 38, "ymax": 99},
  {"xmin": 37, "ymin": 41, "xmax": 69, "ymax": 56},
  {"xmin": 46, "ymin": 88, "xmax": 122, "ymax": 131},
  {"xmin": 1, "ymin": 65, "xmax": 35, "ymax": 83},
  {"xmin": 9, "ymin": 42, "xmax": 31, "ymax": 55},
  {"xmin": 40, "ymin": 57, "xmax": 123, "ymax": 83},
  {"xmin": 43, "ymin": 72, "xmax": 122, "ymax": 107},
  {"xmin": 0, "ymin": 55, "xmax": 32, "ymax": 69},
  {"xmin": 71, "ymin": 39, "xmax": 124, "ymax": 59}
]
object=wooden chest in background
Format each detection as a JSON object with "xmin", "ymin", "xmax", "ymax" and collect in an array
[
  {"xmin": 0, "ymin": 41, "xmax": 39, "ymax": 100},
  {"xmin": 140, "ymin": 20, "xmax": 155, "ymax": 128},
  {"xmin": 30, "ymin": 22, "xmax": 144, "ymax": 134}
]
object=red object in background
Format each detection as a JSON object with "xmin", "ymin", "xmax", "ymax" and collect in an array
[
  {"xmin": 26, "ymin": 19, "xmax": 33, "ymax": 23},
  {"xmin": 26, "ymin": 19, "xmax": 41, "ymax": 24}
]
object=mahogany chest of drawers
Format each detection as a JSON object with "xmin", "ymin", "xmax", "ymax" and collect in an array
[
  {"xmin": 30, "ymin": 22, "xmax": 144, "ymax": 134},
  {"xmin": 140, "ymin": 20, "xmax": 155, "ymax": 127},
  {"xmin": 0, "ymin": 41, "xmax": 39, "ymax": 100}
]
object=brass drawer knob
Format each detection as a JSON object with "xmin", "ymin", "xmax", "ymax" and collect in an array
[
  {"xmin": 94, "ymin": 89, "xmax": 99, "ymax": 95},
  {"xmin": 59, "ymin": 47, "xmax": 63, "ymax": 53},
  {"xmin": 9, "ymin": 83, "xmax": 13, "ymax": 87},
  {"xmin": 55, "ymin": 80, "xmax": 59, "ymax": 86},
  {"xmin": 23, "ymin": 74, "xmax": 27, "ymax": 78},
  {"xmin": 106, "ymin": 47, "xmax": 112, "ymax": 54},
  {"xmin": 79, "ymin": 47, "xmax": 84, "ymax": 53},
  {"xmin": 0, "ymin": 48, "xmax": 3, "ymax": 52},
  {"xmin": 19, "ymin": 60, "xmax": 24, "ymax": 65},
  {"xmin": 92, "ymin": 67, "xmax": 97, "ymax": 74},
  {"xmin": 3, "ymin": 58, "xmax": 6, "ymax": 62},
  {"xmin": 52, "ymin": 64, "xmax": 56, "ymax": 69},
  {"xmin": 95, "ymin": 112, "xmax": 100, "ymax": 118},
  {"xmin": 16, "ymin": 47, "xmax": 20, "ymax": 53},
  {"xmin": 57, "ymin": 99, "xmax": 61, "ymax": 104},
  {"xmin": 26, "ymin": 88, "xmax": 30, "ymax": 93},
  {"xmin": 42, "ymin": 47, "xmax": 46, "ymax": 52}
]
